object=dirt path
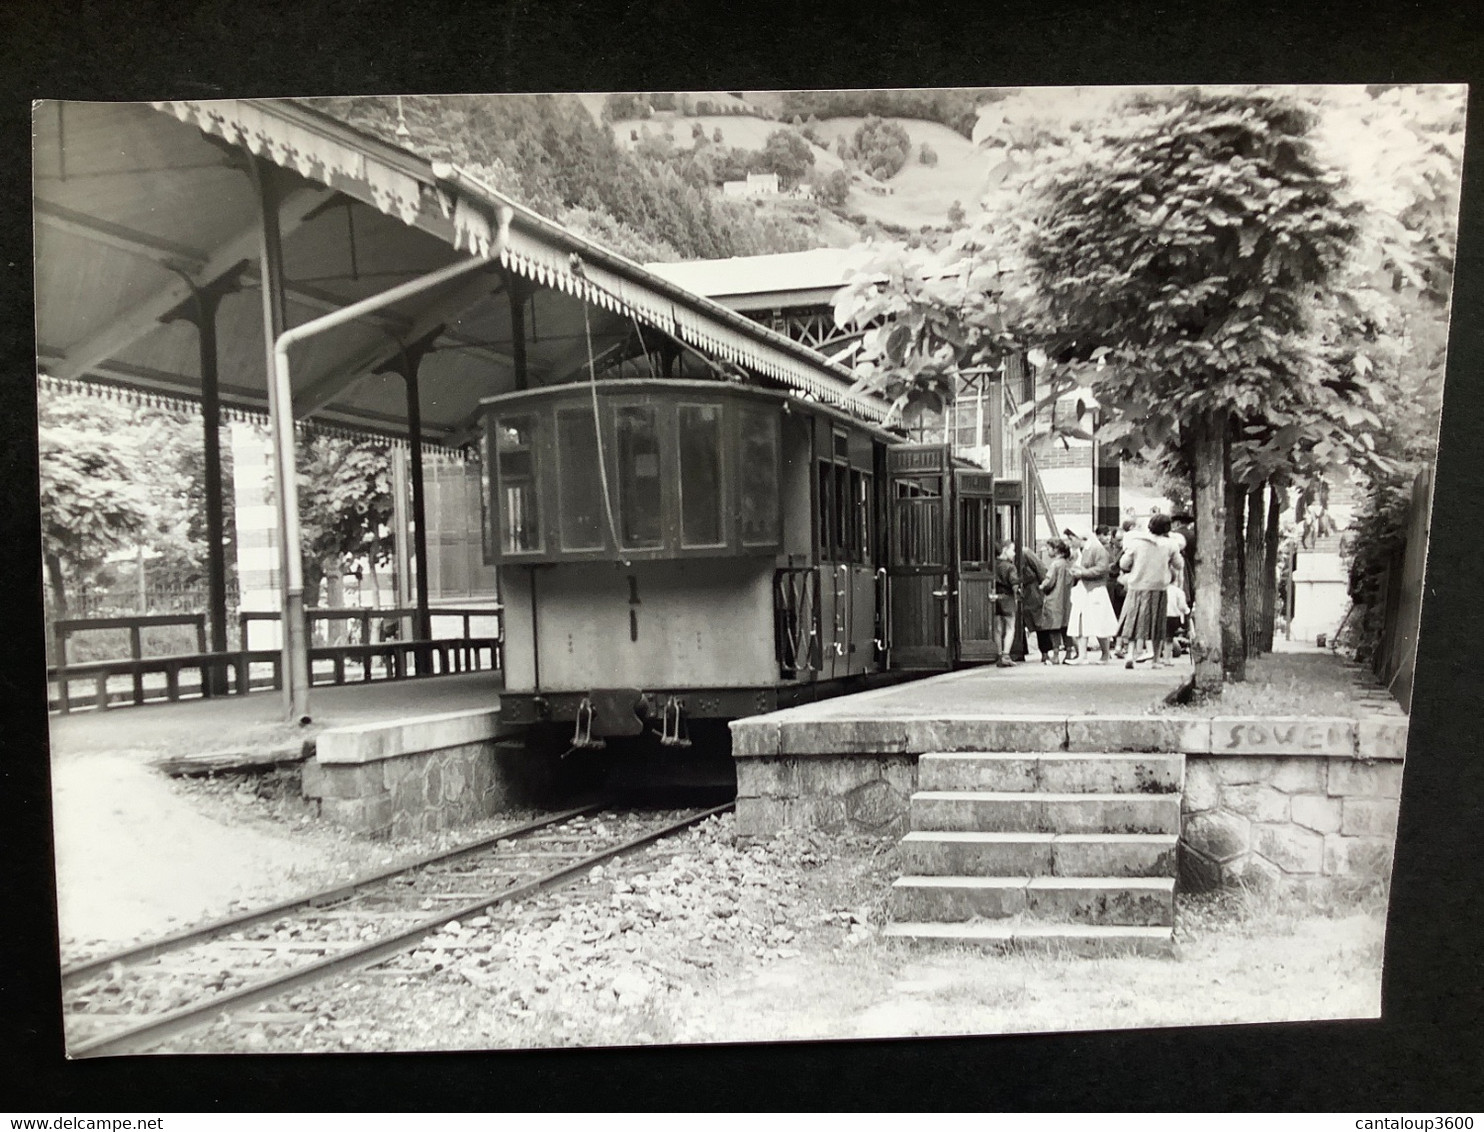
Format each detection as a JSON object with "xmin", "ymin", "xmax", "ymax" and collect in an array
[{"xmin": 50, "ymin": 753, "xmax": 364, "ymax": 950}]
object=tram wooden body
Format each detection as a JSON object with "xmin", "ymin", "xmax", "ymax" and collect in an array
[{"xmin": 479, "ymin": 377, "xmax": 1028, "ymax": 751}]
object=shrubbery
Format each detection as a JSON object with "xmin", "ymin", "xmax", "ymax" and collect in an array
[{"xmin": 849, "ymin": 116, "xmax": 912, "ymax": 179}]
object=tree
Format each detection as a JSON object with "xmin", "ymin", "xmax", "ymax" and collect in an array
[
  {"xmin": 851, "ymin": 116, "xmax": 912, "ymax": 179},
  {"xmin": 815, "ymin": 168, "xmax": 851, "ymax": 209},
  {"xmin": 296, "ymin": 435, "xmax": 395, "ymax": 632},
  {"xmin": 831, "ymin": 233, "xmax": 1018, "ymax": 429},
  {"xmin": 919, "ymin": 142, "xmax": 938, "ymax": 166},
  {"xmin": 37, "ymin": 390, "xmax": 154, "ymax": 617},
  {"xmin": 754, "ymin": 128, "xmax": 816, "ymax": 189},
  {"xmin": 1007, "ymin": 91, "xmax": 1361, "ymax": 692},
  {"xmin": 947, "ymin": 199, "xmax": 966, "ymax": 226}
]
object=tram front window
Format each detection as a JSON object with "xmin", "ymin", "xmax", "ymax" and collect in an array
[
  {"xmin": 679, "ymin": 404, "xmax": 724, "ymax": 547},
  {"xmin": 495, "ymin": 415, "xmax": 540, "ymax": 554},
  {"xmin": 739, "ymin": 409, "xmax": 780, "ymax": 546},
  {"xmin": 616, "ymin": 404, "xmax": 663, "ymax": 548},
  {"xmin": 556, "ymin": 409, "xmax": 604, "ymax": 550}
]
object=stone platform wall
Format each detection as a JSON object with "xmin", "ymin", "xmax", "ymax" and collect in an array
[
  {"xmin": 301, "ymin": 709, "xmax": 539, "ymax": 839},
  {"xmin": 1179, "ymin": 715, "xmax": 1406, "ymax": 893},
  {"xmin": 732, "ymin": 709, "xmax": 1407, "ymax": 894}
]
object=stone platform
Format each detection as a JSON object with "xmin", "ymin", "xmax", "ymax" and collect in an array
[
  {"xmin": 730, "ymin": 661, "xmax": 1193, "ymax": 836},
  {"xmin": 729, "ymin": 657, "xmax": 1408, "ymax": 900}
]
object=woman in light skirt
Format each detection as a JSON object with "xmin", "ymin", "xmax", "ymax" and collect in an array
[{"xmin": 1063, "ymin": 524, "xmax": 1119, "ymax": 664}]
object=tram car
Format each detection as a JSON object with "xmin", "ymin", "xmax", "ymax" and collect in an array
[{"xmin": 478, "ymin": 372, "xmax": 1029, "ymax": 761}]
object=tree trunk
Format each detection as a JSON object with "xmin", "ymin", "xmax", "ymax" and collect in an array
[
  {"xmin": 367, "ymin": 540, "xmax": 382, "ymax": 609},
  {"xmin": 325, "ymin": 562, "xmax": 346, "ymax": 645},
  {"xmin": 1222, "ymin": 477, "xmax": 1247, "ymax": 683},
  {"xmin": 45, "ymin": 552, "xmax": 69, "ymax": 620},
  {"xmin": 1188, "ymin": 410, "xmax": 1228, "ymax": 695},
  {"xmin": 1260, "ymin": 482, "xmax": 1284, "ymax": 653},
  {"xmin": 1242, "ymin": 484, "xmax": 1267, "ymax": 657}
]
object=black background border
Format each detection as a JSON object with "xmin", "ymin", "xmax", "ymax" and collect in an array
[{"xmin": 2, "ymin": 0, "xmax": 1481, "ymax": 1111}]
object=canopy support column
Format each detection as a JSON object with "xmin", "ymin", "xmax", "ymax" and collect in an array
[
  {"xmin": 251, "ymin": 158, "xmax": 312, "ymax": 721},
  {"xmin": 163, "ymin": 271, "xmax": 243, "ymax": 696},
  {"xmin": 507, "ymin": 275, "xmax": 531, "ymax": 391},
  {"xmin": 378, "ymin": 332, "xmax": 441, "ymax": 675}
]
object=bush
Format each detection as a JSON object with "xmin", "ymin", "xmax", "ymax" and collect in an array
[{"xmin": 918, "ymin": 142, "xmax": 938, "ymax": 165}]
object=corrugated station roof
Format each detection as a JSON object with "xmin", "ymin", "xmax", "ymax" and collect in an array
[
  {"xmin": 34, "ymin": 98, "xmax": 889, "ymax": 445},
  {"xmin": 645, "ymin": 247, "xmax": 873, "ymax": 309}
]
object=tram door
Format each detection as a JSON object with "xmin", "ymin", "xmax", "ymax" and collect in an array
[
  {"xmin": 955, "ymin": 469, "xmax": 998, "ymax": 662},
  {"xmin": 885, "ymin": 445, "xmax": 952, "ymax": 669}
]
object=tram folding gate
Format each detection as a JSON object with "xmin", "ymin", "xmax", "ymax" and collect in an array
[{"xmin": 884, "ymin": 444, "xmax": 953, "ymax": 669}]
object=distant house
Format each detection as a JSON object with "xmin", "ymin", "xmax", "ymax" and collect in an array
[{"xmin": 722, "ymin": 172, "xmax": 781, "ymax": 198}]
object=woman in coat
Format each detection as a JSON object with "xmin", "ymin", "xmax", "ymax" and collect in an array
[
  {"xmin": 1038, "ymin": 538, "xmax": 1074, "ymax": 664},
  {"xmin": 992, "ymin": 540, "xmax": 1020, "ymax": 668},
  {"xmin": 1019, "ymin": 543, "xmax": 1048, "ymax": 662},
  {"xmin": 1117, "ymin": 512, "xmax": 1180, "ymax": 668}
]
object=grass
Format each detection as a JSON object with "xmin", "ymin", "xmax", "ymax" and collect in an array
[{"xmin": 1160, "ymin": 648, "xmax": 1376, "ymax": 718}]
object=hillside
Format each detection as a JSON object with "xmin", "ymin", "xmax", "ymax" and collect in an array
[
  {"xmin": 607, "ymin": 110, "xmax": 994, "ymax": 240},
  {"xmin": 809, "ymin": 117, "xmax": 993, "ymax": 230}
]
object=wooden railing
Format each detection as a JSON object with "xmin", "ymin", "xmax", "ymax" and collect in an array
[{"xmin": 47, "ymin": 606, "xmax": 502, "ymax": 714}]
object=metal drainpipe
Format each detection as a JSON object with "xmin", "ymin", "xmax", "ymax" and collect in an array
[{"xmin": 268, "ymin": 205, "xmax": 512, "ymax": 720}]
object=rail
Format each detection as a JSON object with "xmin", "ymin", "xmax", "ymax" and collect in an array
[
  {"xmin": 63, "ymin": 803, "xmax": 730, "ymax": 1056},
  {"xmin": 46, "ymin": 605, "xmax": 503, "ymax": 714}
]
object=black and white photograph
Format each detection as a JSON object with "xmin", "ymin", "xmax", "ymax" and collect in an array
[{"xmin": 30, "ymin": 84, "xmax": 1465, "ymax": 1061}]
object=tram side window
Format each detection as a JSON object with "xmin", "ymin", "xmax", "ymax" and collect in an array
[
  {"xmin": 555, "ymin": 409, "xmax": 605, "ymax": 551},
  {"xmin": 739, "ymin": 409, "xmax": 780, "ymax": 546},
  {"xmin": 494, "ymin": 415, "xmax": 540, "ymax": 554},
  {"xmin": 477, "ymin": 428, "xmax": 494, "ymax": 564},
  {"xmin": 678, "ymin": 404, "xmax": 724, "ymax": 547},
  {"xmin": 833, "ymin": 460, "xmax": 851, "ymax": 560},
  {"xmin": 816, "ymin": 461, "xmax": 836, "ymax": 557},
  {"xmin": 852, "ymin": 470, "xmax": 874, "ymax": 564},
  {"xmin": 616, "ymin": 404, "xmax": 663, "ymax": 548}
]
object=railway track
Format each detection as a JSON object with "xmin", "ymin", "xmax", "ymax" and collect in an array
[{"xmin": 62, "ymin": 802, "xmax": 730, "ymax": 1057}]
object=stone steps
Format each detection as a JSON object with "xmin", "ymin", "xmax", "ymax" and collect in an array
[
  {"xmin": 888, "ymin": 750, "xmax": 1182, "ymax": 953},
  {"xmin": 892, "ymin": 875, "xmax": 1175, "ymax": 925},
  {"xmin": 910, "ymin": 791, "xmax": 1182, "ymax": 835},
  {"xmin": 919, "ymin": 751, "xmax": 1183, "ymax": 794},
  {"xmin": 881, "ymin": 921, "xmax": 1174, "ymax": 957},
  {"xmin": 900, "ymin": 830, "xmax": 1178, "ymax": 877}
]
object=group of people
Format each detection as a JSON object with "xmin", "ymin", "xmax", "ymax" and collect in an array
[{"xmin": 991, "ymin": 512, "xmax": 1194, "ymax": 670}]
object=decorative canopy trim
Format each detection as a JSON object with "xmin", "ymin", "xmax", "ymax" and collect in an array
[
  {"xmin": 153, "ymin": 100, "xmax": 427, "ymax": 227},
  {"xmin": 36, "ymin": 373, "xmax": 462, "ymax": 453}
]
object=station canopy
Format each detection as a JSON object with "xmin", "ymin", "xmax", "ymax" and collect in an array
[{"xmin": 34, "ymin": 98, "xmax": 888, "ymax": 446}]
